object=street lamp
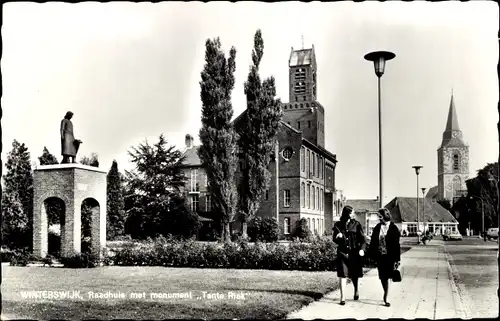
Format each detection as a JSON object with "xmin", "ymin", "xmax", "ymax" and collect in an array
[
  {"xmin": 364, "ymin": 51, "xmax": 396, "ymax": 210},
  {"xmin": 412, "ymin": 166, "xmax": 423, "ymax": 244},
  {"xmin": 469, "ymin": 195, "xmax": 485, "ymax": 240},
  {"xmin": 421, "ymin": 187, "xmax": 426, "ymax": 233}
]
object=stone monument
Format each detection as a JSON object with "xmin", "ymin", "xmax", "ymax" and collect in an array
[{"xmin": 32, "ymin": 114, "xmax": 106, "ymax": 258}]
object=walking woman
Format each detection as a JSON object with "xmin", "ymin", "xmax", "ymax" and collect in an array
[
  {"xmin": 368, "ymin": 208, "xmax": 401, "ymax": 307},
  {"xmin": 332, "ymin": 205, "xmax": 367, "ymax": 305}
]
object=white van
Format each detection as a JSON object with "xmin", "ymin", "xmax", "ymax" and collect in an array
[{"xmin": 486, "ymin": 228, "xmax": 499, "ymax": 240}]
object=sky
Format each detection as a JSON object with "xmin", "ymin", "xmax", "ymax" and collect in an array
[{"xmin": 2, "ymin": 1, "xmax": 499, "ymax": 203}]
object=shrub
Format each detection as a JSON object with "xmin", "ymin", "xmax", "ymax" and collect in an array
[
  {"xmin": 60, "ymin": 251, "xmax": 107, "ymax": 268},
  {"xmin": 112, "ymin": 234, "xmax": 132, "ymax": 241},
  {"xmin": 248, "ymin": 217, "xmax": 279, "ymax": 242},
  {"xmin": 10, "ymin": 248, "xmax": 37, "ymax": 266},
  {"xmin": 292, "ymin": 218, "xmax": 313, "ymax": 242}
]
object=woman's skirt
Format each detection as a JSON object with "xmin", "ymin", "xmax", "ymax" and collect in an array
[
  {"xmin": 336, "ymin": 251, "xmax": 363, "ymax": 278},
  {"xmin": 377, "ymin": 254, "xmax": 395, "ymax": 280}
]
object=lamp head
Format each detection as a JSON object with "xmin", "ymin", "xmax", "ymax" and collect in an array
[
  {"xmin": 364, "ymin": 51, "xmax": 396, "ymax": 77},
  {"xmin": 421, "ymin": 187, "xmax": 426, "ymax": 194},
  {"xmin": 412, "ymin": 165, "xmax": 423, "ymax": 175}
]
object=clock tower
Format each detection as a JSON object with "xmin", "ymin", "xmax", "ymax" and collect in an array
[{"xmin": 437, "ymin": 92, "xmax": 469, "ymax": 203}]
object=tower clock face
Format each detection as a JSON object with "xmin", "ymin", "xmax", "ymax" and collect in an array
[{"xmin": 452, "ymin": 131, "xmax": 460, "ymax": 138}]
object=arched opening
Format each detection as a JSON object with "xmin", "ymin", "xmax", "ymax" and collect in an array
[
  {"xmin": 43, "ymin": 197, "xmax": 65, "ymax": 257},
  {"xmin": 81, "ymin": 198, "xmax": 100, "ymax": 254}
]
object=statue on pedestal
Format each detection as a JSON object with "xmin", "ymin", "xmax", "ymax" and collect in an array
[{"xmin": 60, "ymin": 111, "xmax": 82, "ymax": 164}]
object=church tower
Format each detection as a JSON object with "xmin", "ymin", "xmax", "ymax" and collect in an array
[
  {"xmin": 437, "ymin": 92, "xmax": 469, "ymax": 203},
  {"xmin": 282, "ymin": 45, "xmax": 325, "ymax": 147}
]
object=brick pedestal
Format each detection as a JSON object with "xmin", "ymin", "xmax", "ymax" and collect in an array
[{"xmin": 33, "ymin": 163, "xmax": 107, "ymax": 258}]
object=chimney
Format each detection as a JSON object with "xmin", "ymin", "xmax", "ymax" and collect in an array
[{"xmin": 185, "ymin": 134, "xmax": 194, "ymax": 149}]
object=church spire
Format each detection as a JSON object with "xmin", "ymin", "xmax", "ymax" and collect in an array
[
  {"xmin": 445, "ymin": 91, "xmax": 460, "ymax": 132},
  {"xmin": 441, "ymin": 91, "xmax": 466, "ymax": 147}
]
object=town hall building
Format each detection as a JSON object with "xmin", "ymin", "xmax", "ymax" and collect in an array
[{"xmin": 181, "ymin": 45, "xmax": 339, "ymax": 239}]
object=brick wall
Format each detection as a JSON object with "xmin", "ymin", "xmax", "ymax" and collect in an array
[{"xmin": 33, "ymin": 164, "xmax": 106, "ymax": 258}]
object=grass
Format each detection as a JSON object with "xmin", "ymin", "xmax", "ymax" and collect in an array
[{"xmin": 2, "ymin": 246, "xmax": 413, "ymax": 320}]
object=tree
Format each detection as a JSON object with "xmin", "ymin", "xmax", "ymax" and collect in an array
[
  {"xmin": 38, "ymin": 147, "xmax": 62, "ymax": 225},
  {"xmin": 198, "ymin": 37, "xmax": 239, "ymax": 242},
  {"xmin": 2, "ymin": 140, "xmax": 34, "ymax": 249},
  {"xmin": 106, "ymin": 160, "xmax": 126, "ymax": 240},
  {"xmin": 466, "ymin": 162, "xmax": 499, "ymax": 231},
  {"xmin": 238, "ymin": 30, "xmax": 282, "ymax": 239},
  {"xmin": 38, "ymin": 147, "xmax": 59, "ymax": 165},
  {"xmin": 124, "ymin": 135, "xmax": 199, "ymax": 239},
  {"xmin": 80, "ymin": 153, "xmax": 99, "ymax": 167},
  {"xmin": 1, "ymin": 192, "xmax": 28, "ymax": 249},
  {"xmin": 437, "ymin": 199, "xmax": 452, "ymax": 212}
]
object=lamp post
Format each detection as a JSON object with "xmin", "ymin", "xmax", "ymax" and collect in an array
[
  {"xmin": 421, "ymin": 187, "xmax": 427, "ymax": 233},
  {"xmin": 364, "ymin": 51, "xmax": 396, "ymax": 210},
  {"xmin": 469, "ymin": 195, "xmax": 485, "ymax": 240},
  {"xmin": 412, "ymin": 166, "xmax": 423, "ymax": 244}
]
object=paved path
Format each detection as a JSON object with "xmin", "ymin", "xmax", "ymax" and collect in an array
[{"xmin": 287, "ymin": 245, "xmax": 465, "ymax": 320}]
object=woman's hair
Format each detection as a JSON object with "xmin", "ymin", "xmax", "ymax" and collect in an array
[
  {"xmin": 340, "ymin": 205, "xmax": 353, "ymax": 222},
  {"xmin": 65, "ymin": 111, "xmax": 74, "ymax": 119},
  {"xmin": 378, "ymin": 208, "xmax": 391, "ymax": 222}
]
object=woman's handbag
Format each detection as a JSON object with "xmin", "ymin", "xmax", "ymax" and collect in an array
[{"xmin": 392, "ymin": 264, "xmax": 403, "ymax": 282}]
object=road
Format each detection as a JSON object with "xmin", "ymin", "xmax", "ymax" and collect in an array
[{"xmin": 439, "ymin": 237, "xmax": 499, "ymax": 318}]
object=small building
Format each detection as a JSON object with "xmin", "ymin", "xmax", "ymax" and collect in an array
[
  {"xmin": 384, "ymin": 197, "xmax": 459, "ymax": 236},
  {"xmin": 345, "ymin": 198, "xmax": 379, "ymax": 236}
]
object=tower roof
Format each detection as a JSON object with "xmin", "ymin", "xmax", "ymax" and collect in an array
[
  {"xmin": 445, "ymin": 93, "xmax": 460, "ymax": 132},
  {"xmin": 441, "ymin": 92, "xmax": 467, "ymax": 148},
  {"xmin": 289, "ymin": 46, "xmax": 315, "ymax": 67}
]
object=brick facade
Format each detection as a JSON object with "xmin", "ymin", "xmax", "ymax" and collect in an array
[
  {"xmin": 182, "ymin": 45, "xmax": 338, "ymax": 239},
  {"xmin": 33, "ymin": 164, "xmax": 106, "ymax": 258}
]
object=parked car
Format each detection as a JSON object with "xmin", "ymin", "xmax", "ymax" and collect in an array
[
  {"xmin": 487, "ymin": 228, "xmax": 499, "ymax": 240},
  {"xmin": 442, "ymin": 230, "xmax": 462, "ymax": 241}
]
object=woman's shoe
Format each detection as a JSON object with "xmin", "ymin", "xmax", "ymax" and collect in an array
[
  {"xmin": 340, "ymin": 300, "xmax": 346, "ymax": 305},
  {"xmin": 384, "ymin": 302, "xmax": 391, "ymax": 307},
  {"xmin": 354, "ymin": 294, "xmax": 359, "ymax": 300}
]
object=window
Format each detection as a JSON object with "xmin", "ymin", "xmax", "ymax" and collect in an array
[
  {"xmin": 319, "ymin": 158, "xmax": 323, "ymax": 179},
  {"xmin": 428, "ymin": 224, "xmax": 434, "ymax": 233},
  {"xmin": 301, "ymin": 183, "xmax": 305, "ymax": 207},
  {"xmin": 316, "ymin": 187, "xmax": 319, "ymax": 210},
  {"xmin": 453, "ymin": 154, "xmax": 459, "ymax": 171},
  {"xmin": 205, "ymin": 175, "xmax": 208, "ymax": 187},
  {"xmin": 320, "ymin": 188, "xmax": 323, "ymax": 211},
  {"xmin": 312, "ymin": 187, "xmax": 316, "ymax": 210},
  {"xmin": 309, "ymin": 152, "xmax": 313, "ymax": 178},
  {"xmin": 313, "ymin": 218, "xmax": 317, "ymax": 234},
  {"xmin": 190, "ymin": 194, "xmax": 199, "ymax": 212},
  {"xmin": 303, "ymin": 96, "xmax": 307, "ymax": 101},
  {"xmin": 297, "ymin": 121, "xmax": 301, "ymax": 130},
  {"xmin": 284, "ymin": 190, "xmax": 291, "ymax": 207},
  {"xmin": 295, "ymin": 82, "xmax": 306, "ymax": 94},
  {"xmin": 312, "ymin": 153, "xmax": 316, "ymax": 177},
  {"xmin": 300, "ymin": 147, "xmax": 305, "ymax": 172},
  {"xmin": 307, "ymin": 218, "xmax": 311, "ymax": 229},
  {"xmin": 265, "ymin": 190, "xmax": 269, "ymax": 201},
  {"xmin": 307, "ymin": 184, "xmax": 311, "ymax": 208},
  {"xmin": 407, "ymin": 224, "xmax": 417, "ymax": 234},
  {"xmin": 308, "ymin": 120, "xmax": 311, "ymax": 128},
  {"xmin": 306, "ymin": 150, "xmax": 310, "ymax": 176},
  {"xmin": 284, "ymin": 218, "xmax": 291, "ymax": 235},
  {"xmin": 282, "ymin": 147, "xmax": 293, "ymax": 161},
  {"xmin": 191, "ymin": 170, "xmax": 199, "ymax": 192},
  {"xmin": 206, "ymin": 194, "xmax": 212, "ymax": 212}
]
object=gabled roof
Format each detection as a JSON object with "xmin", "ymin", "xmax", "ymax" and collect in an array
[
  {"xmin": 425, "ymin": 185, "xmax": 439, "ymax": 199},
  {"xmin": 384, "ymin": 197, "xmax": 457, "ymax": 224},
  {"xmin": 345, "ymin": 199, "xmax": 379, "ymax": 213},
  {"xmin": 182, "ymin": 146, "xmax": 202, "ymax": 167}
]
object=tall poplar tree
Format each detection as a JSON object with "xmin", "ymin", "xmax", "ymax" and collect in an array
[
  {"xmin": 38, "ymin": 147, "xmax": 59, "ymax": 165},
  {"xmin": 238, "ymin": 30, "xmax": 283, "ymax": 239},
  {"xmin": 198, "ymin": 37, "xmax": 238, "ymax": 242},
  {"xmin": 106, "ymin": 160, "xmax": 126, "ymax": 240}
]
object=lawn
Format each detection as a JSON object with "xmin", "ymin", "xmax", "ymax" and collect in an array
[
  {"xmin": 2, "ymin": 245, "xmax": 413, "ymax": 320},
  {"xmin": 1, "ymin": 265, "xmax": 340, "ymax": 320}
]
